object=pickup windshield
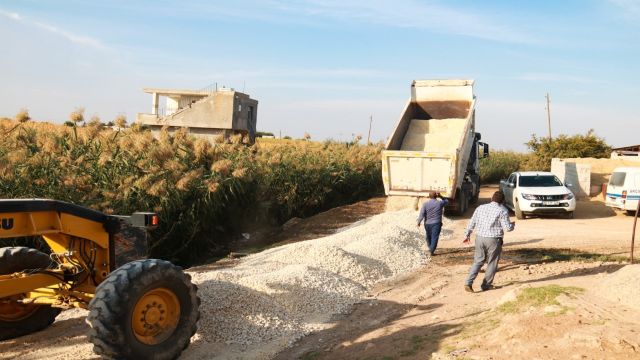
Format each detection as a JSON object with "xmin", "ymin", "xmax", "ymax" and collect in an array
[{"xmin": 519, "ymin": 175, "xmax": 563, "ymax": 187}]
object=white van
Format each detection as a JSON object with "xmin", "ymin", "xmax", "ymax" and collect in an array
[{"xmin": 605, "ymin": 167, "xmax": 640, "ymax": 214}]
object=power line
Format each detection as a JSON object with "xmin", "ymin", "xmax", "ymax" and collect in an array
[{"xmin": 545, "ymin": 93, "xmax": 552, "ymax": 139}]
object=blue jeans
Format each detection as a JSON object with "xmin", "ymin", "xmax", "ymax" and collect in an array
[{"xmin": 424, "ymin": 222, "xmax": 442, "ymax": 255}]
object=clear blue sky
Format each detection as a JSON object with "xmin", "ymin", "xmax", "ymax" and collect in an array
[{"xmin": 1, "ymin": 0, "xmax": 639, "ymax": 150}]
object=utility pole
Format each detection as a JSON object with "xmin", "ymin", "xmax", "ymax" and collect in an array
[
  {"xmin": 545, "ymin": 93, "xmax": 552, "ymax": 139},
  {"xmin": 367, "ymin": 115, "xmax": 373, "ymax": 145}
]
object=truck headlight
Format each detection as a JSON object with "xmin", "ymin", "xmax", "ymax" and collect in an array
[
  {"xmin": 521, "ymin": 193, "xmax": 536, "ymax": 200},
  {"xmin": 563, "ymin": 193, "xmax": 574, "ymax": 200}
]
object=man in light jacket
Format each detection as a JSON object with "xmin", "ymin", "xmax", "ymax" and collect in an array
[{"xmin": 463, "ymin": 190, "xmax": 515, "ymax": 292}]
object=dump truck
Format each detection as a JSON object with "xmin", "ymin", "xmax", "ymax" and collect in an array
[
  {"xmin": 0, "ymin": 199, "xmax": 199, "ymax": 360},
  {"xmin": 381, "ymin": 79, "xmax": 488, "ymax": 214}
]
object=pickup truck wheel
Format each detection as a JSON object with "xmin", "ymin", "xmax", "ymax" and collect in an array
[
  {"xmin": 625, "ymin": 210, "xmax": 636, "ymax": 216},
  {"xmin": 514, "ymin": 201, "xmax": 525, "ymax": 220}
]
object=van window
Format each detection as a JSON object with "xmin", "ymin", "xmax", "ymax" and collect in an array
[{"xmin": 610, "ymin": 172, "xmax": 626, "ymax": 187}]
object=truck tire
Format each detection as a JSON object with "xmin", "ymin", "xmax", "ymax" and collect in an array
[
  {"xmin": 471, "ymin": 190, "xmax": 479, "ymax": 204},
  {"xmin": 87, "ymin": 259, "xmax": 200, "ymax": 360},
  {"xmin": 514, "ymin": 200, "xmax": 525, "ymax": 220},
  {"xmin": 0, "ymin": 247, "xmax": 61, "ymax": 340},
  {"xmin": 456, "ymin": 191, "xmax": 467, "ymax": 216},
  {"xmin": 470, "ymin": 177, "xmax": 480, "ymax": 204}
]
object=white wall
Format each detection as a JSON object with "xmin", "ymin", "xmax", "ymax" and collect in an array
[{"xmin": 551, "ymin": 159, "xmax": 591, "ymax": 198}]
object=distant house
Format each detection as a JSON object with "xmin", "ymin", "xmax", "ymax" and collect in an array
[
  {"xmin": 136, "ymin": 87, "xmax": 258, "ymax": 143},
  {"xmin": 611, "ymin": 144, "xmax": 640, "ymax": 159}
]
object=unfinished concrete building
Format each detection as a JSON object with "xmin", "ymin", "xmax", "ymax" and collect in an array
[{"xmin": 136, "ymin": 87, "xmax": 258, "ymax": 143}]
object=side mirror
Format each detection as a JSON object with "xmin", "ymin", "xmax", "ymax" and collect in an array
[
  {"xmin": 565, "ymin": 183, "xmax": 573, "ymax": 188},
  {"xmin": 509, "ymin": 183, "xmax": 515, "ymax": 188},
  {"xmin": 478, "ymin": 142, "xmax": 489, "ymax": 158}
]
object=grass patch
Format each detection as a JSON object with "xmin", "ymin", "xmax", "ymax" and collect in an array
[
  {"xmin": 300, "ymin": 351, "xmax": 322, "ymax": 360},
  {"xmin": 457, "ymin": 316, "xmax": 500, "ymax": 340},
  {"xmin": 496, "ymin": 285, "xmax": 584, "ymax": 314}
]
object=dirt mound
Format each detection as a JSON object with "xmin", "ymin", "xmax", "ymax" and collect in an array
[{"xmin": 597, "ymin": 264, "xmax": 640, "ymax": 310}]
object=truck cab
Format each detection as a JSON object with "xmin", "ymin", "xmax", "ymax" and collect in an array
[{"xmin": 500, "ymin": 171, "xmax": 576, "ymax": 219}]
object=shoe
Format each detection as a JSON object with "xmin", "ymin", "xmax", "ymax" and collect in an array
[
  {"xmin": 464, "ymin": 285, "xmax": 474, "ymax": 293},
  {"xmin": 481, "ymin": 285, "xmax": 498, "ymax": 291}
]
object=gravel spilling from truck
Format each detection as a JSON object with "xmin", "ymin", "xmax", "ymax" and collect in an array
[{"xmin": 185, "ymin": 209, "xmax": 453, "ymax": 359}]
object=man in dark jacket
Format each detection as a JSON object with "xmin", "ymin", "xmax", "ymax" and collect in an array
[{"xmin": 416, "ymin": 191, "xmax": 448, "ymax": 256}]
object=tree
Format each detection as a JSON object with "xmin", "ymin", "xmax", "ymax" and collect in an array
[
  {"xmin": 524, "ymin": 129, "xmax": 611, "ymax": 170},
  {"xmin": 255, "ymin": 131, "xmax": 274, "ymax": 137}
]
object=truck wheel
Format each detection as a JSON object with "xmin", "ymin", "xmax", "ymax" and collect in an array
[
  {"xmin": 626, "ymin": 210, "xmax": 636, "ymax": 216},
  {"xmin": 471, "ymin": 190, "xmax": 479, "ymax": 204},
  {"xmin": 514, "ymin": 201, "xmax": 525, "ymax": 220},
  {"xmin": 456, "ymin": 191, "xmax": 467, "ymax": 216},
  {"xmin": 0, "ymin": 247, "xmax": 61, "ymax": 340},
  {"xmin": 87, "ymin": 259, "xmax": 200, "ymax": 360}
]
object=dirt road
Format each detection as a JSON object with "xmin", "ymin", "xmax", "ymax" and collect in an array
[
  {"xmin": 1, "ymin": 187, "xmax": 638, "ymax": 360},
  {"xmin": 275, "ymin": 186, "xmax": 640, "ymax": 360}
]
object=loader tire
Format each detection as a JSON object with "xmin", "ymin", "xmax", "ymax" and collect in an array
[
  {"xmin": 87, "ymin": 259, "xmax": 200, "ymax": 360},
  {"xmin": 0, "ymin": 247, "xmax": 60, "ymax": 340}
]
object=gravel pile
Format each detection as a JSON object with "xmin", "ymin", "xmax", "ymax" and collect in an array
[
  {"xmin": 186, "ymin": 209, "xmax": 453, "ymax": 358},
  {"xmin": 596, "ymin": 264, "xmax": 640, "ymax": 310}
]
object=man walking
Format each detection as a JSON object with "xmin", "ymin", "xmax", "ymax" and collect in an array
[
  {"xmin": 416, "ymin": 192, "xmax": 448, "ymax": 256},
  {"xmin": 463, "ymin": 191, "xmax": 515, "ymax": 292}
]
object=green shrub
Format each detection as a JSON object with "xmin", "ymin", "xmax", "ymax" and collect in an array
[
  {"xmin": 524, "ymin": 130, "xmax": 611, "ymax": 171},
  {"xmin": 480, "ymin": 151, "xmax": 530, "ymax": 183}
]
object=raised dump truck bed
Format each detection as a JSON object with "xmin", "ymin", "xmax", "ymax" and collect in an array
[{"xmin": 382, "ymin": 79, "xmax": 487, "ymax": 214}]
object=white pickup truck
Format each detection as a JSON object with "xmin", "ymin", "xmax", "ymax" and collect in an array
[{"xmin": 499, "ymin": 171, "xmax": 576, "ymax": 219}]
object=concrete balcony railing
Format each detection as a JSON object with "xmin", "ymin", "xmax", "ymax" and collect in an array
[{"xmin": 136, "ymin": 113, "xmax": 160, "ymax": 125}]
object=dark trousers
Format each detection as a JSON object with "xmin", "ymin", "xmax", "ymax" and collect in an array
[{"xmin": 424, "ymin": 222, "xmax": 442, "ymax": 255}]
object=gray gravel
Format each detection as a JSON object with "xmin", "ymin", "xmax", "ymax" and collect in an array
[{"xmin": 184, "ymin": 209, "xmax": 453, "ymax": 359}]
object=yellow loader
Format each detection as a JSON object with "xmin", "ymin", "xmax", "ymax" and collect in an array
[{"xmin": 0, "ymin": 199, "xmax": 199, "ymax": 359}]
